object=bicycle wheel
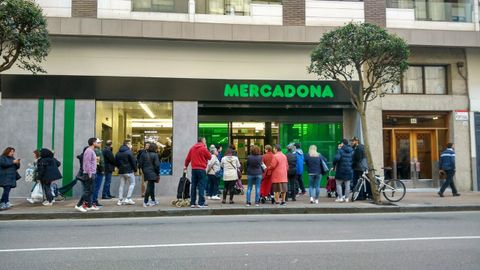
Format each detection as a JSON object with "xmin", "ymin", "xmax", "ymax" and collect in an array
[
  {"xmin": 351, "ymin": 179, "xmax": 363, "ymax": 202},
  {"xmin": 382, "ymin": 180, "xmax": 406, "ymax": 202}
]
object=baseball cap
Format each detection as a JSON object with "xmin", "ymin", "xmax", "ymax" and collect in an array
[{"xmin": 95, "ymin": 138, "xmax": 103, "ymax": 143}]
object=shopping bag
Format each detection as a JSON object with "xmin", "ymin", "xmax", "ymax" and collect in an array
[{"xmin": 31, "ymin": 182, "xmax": 44, "ymax": 201}]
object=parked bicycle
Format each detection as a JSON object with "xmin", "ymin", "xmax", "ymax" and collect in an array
[{"xmin": 352, "ymin": 168, "xmax": 406, "ymax": 202}]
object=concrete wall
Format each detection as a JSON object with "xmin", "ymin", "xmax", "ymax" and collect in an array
[
  {"xmin": 306, "ymin": 1, "xmax": 364, "ymax": 26},
  {"xmin": 35, "ymin": 0, "xmax": 71, "ymax": 17}
]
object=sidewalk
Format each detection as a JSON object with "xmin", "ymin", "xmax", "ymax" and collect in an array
[{"xmin": 1, "ymin": 191, "xmax": 479, "ymax": 220}]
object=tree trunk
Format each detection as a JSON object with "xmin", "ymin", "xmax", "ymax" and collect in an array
[{"xmin": 359, "ymin": 111, "xmax": 381, "ymax": 204}]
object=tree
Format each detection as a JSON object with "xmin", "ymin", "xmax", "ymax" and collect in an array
[
  {"xmin": 0, "ymin": 0, "xmax": 50, "ymax": 74},
  {"xmin": 309, "ymin": 22, "xmax": 409, "ymax": 204}
]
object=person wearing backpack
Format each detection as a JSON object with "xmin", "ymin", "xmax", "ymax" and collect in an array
[
  {"xmin": 206, "ymin": 148, "xmax": 221, "ymax": 200},
  {"xmin": 138, "ymin": 143, "xmax": 160, "ymax": 207},
  {"xmin": 36, "ymin": 148, "xmax": 62, "ymax": 206}
]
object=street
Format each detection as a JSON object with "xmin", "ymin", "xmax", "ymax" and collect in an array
[{"xmin": 0, "ymin": 212, "xmax": 479, "ymax": 270}]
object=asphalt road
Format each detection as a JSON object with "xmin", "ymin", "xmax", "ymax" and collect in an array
[{"xmin": 0, "ymin": 212, "xmax": 479, "ymax": 270}]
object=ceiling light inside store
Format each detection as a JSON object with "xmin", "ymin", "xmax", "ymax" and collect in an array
[
  {"xmin": 139, "ymin": 102, "xmax": 155, "ymax": 118},
  {"xmin": 131, "ymin": 119, "xmax": 172, "ymax": 128},
  {"xmin": 433, "ymin": 116, "xmax": 439, "ymax": 120}
]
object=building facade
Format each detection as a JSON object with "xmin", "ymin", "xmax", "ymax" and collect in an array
[{"xmin": 0, "ymin": 0, "xmax": 479, "ymax": 197}]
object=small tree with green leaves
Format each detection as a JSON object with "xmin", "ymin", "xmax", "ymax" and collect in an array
[
  {"xmin": 0, "ymin": 0, "xmax": 50, "ymax": 75},
  {"xmin": 309, "ymin": 22, "xmax": 409, "ymax": 204}
]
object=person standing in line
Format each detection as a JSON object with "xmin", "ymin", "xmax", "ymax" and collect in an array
[
  {"xmin": 220, "ymin": 148, "xmax": 241, "ymax": 204},
  {"xmin": 206, "ymin": 148, "xmax": 221, "ymax": 200},
  {"xmin": 286, "ymin": 144, "xmax": 297, "ymax": 202},
  {"xmin": 294, "ymin": 143, "xmax": 306, "ymax": 195},
  {"xmin": 351, "ymin": 137, "xmax": 369, "ymax": 200},
  {"xmin": 333, "ymin": 139, "xmax": 354, "ymax": 203},
  {"xmin": 137, "ymin": 142, "xmax": 151, "ymax": 198},
  {"xmin": 260, "ymin": 145, "xmax": 274, "ymax": 203},
  {"xmin": 0, "ymin": 147, "xmax": 21, "ymax": 210},
  {"xmin": 268, "ymin": 144, "xmax": 288, "ymax": 206},
  {"xmin": 216, "ymin": 145, "xmax": 224, "ymax": 161},
  {"xmin": 102, "ymin": 140, "xmax": 116, "ymax": 199},
  {"xmin": 138, "ymin": 143, "xmax": 161, "ymax": 207},
  {"xmin": 92, "ymin": 140, "xmax": 105, "ymax": 207},
  {"xmin": 75, "ymin": 138, "xmax": 100, "ymax": 212},
  {"xmin": 184, "ymin": 137, "xmax": 212, "ymax": 208},
  {"xmin": 438, "ymin": 143, "xmax": 460, "ymax": 197},
  {"xmin": 115, "ymin": 140, "xmax": 137, "ymax": 206},
  {"xmin": 246, "ymin": 145, "xmax": 263, "ymax": 206},
  {"xmin": 26, "ymin": 150, "xmax": 41, "ymax": 204},
  {"xmin": 36, "ymin": 148, "xmax": 62, "ymax": 206},
  {"xmin": 305, "ymin": 145, "xmax": 326, "ymax": 204}
]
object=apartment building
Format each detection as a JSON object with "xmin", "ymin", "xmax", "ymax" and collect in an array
[{"xmin": 1, "ymin": 0, "xmax": 479, "ymax": 197}]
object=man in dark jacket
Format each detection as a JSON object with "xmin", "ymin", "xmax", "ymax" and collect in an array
[
  {"xmin": 351, "ymin": 137, "xmax": 370, "ymax": 200},
  {"xmin": 286, "ymin": 143, "xmax": 298, "ymax": 201},
  {"xmin": 438, "ymin": 143, "xmax": 460, "ymax": 197},
  {"xmin": 36, "ymin": 148, "xmax": 62, "ymax": 206},
  {"xmin": 184, "ymin": 137, "xmax": 211, "ymax": 208},
  {"xmin": 294, "ymin": 143, "xmax": 306, "ymax": 195},
  {"xmin": 115, "ymin": 140, "xmax": 137, "ymax": 206},
  {"xmin": 333, "ymin": 139, "xmax": 353, "ymax": 202},
  {"xmin": 102, "ymin": 140, "xmax": 116, "ymax": 199}
]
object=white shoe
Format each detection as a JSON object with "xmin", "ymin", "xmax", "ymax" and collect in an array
[
  {"xmin": 125, "ymin": 199, "xmax": 136, "ymax": 205},
  {"xmin": 117, "ymin": 200, "xmax": 124, "ymax": 206},
  {"xmin": 310, "ymin": 197, "xmax": 314, "ymax": 204},
  {"xmin": 315, "ymin": 200, "xmax": 319, "ymax": 204},
  {"xmin": 27, "ymin": 198, "xmax": 35, "ymax": 204},
  {"xmin": 42, "ymin": 201, "xmax": 53, "ymax": 206},
  {"xmin": 211, "ymin": 196, "xmax": 221, "ymax": 200},
  {"xmin": 75, "ymin": 205, "xmax": 87, "ymax": 213},
  {"xmin": 335, "ymin": 197, "xmax": 344, "ymax": 202},
  {"xmin": 87, "ymin": 205, "xmax": 100, "ymax": 211},
  {"xmin": 143, "ymin": 202, "xmax": 150, "ymax": 207},
  {"xmin": 344, "ymin": 198, "xmax": 350, "ymax": 203},
  {"xmin": 207, "ymin": 196, "xmax": 212, "ymax": 200},
  {"xmin": 150, "ymin": 200, "xmax": 159, "ymax": 206}
]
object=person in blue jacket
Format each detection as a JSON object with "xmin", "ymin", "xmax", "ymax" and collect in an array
[
  {"xmin": 294, "ymin": 143, "xmax": 306, "ymax": 195},
  {"xmin": 438, "ymin": 143, "xmax": 460, "ymax": 197},
  {"xmin": 0, "ymin": 147, "xmax": 21, "ymax": 210},
  {"xmin": 333, "ymin": 139, "xmax": 353, "ymax": 202}
]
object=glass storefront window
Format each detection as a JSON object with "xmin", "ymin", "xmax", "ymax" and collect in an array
[
  {"xmin": 198, "ymin": 123, "xmax": 229, "ymax": 153},
  {"xmin": 96, "ymin": 101, "xmax": 173, "ymax": 175},
  {"xmin": 195, "ymin": 0, "xmax": 281, "ymax": 15},
  {"xmin": 387, "ymin": 0, "xmax": 473, "ymax": 22}
]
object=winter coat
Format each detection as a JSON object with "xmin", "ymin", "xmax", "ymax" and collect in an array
[
  {"xmin": 333, "ymin": 145, "xmax": 354, "ymax": 181},
  {"xmin": 221, "ymin": 155, "xmax": 241, "ymax": 181},
  {"xmin": 184, "ymin": 142, "xmax": 212, "ymax": 170},
  {"xmin": 305, "ymin": 154, "xmax": 322, "ymax": 175},
  {"xmin": 247, "ymin": 155, "xmax": 263, "ymax": 176},
  {"xmin": 269, "ymin": 152, "xmax": 288, "ymax": 183},
  {"xmin": 94, "ymin": 148, "xmax": 105, "ymax": 173},
  {"xmin": 295, "ymin": 149, "xmax": 304, "ymax": 175},
  {"xmin": 36, "ymin": 149, "xmax": 62, "ymax": 184},
  {"xmin": 352, "ymin": 144, "xmax": 366, "ymax": 172},
  {"xmin": 439, "ymin": 148, "xmax": 456, "ymax": 171},
  {"xmin": 115, "ymin": 145, "xmax": 137, "ymax": 174},
  {"xmin": 102, "ymin": 146, "xmax": 116, "ymax": 173},
  {"xmin": 0, "ymin": 156, "xmax": 20, "ymax": 188},
  {"xmin": 138, "ymin": 151, "xmax": 160, "ymax": 181},
  {"xmin": 206, "ymin": 155, "xmax": 220, "ymax": 176},
  {"xmin": 286, "ymin": 152, "xmax": 297, "ymax": 177}
]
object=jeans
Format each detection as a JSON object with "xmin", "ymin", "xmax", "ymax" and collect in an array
[
  {"xmin": 190, "ymin": 169, "xmax": 207, "ymax": 206},
  {"xmin": 42, "ymin": 183, "xmax": 54, "ymax": 203},
  {"xmin": 77, "ymin": 175, "xmax": 94, "ymax": 207},
  {"xmin": 102, "ymin": 172, "xmax": 113, "ymax": 198},
  {"xmin": 439, "ymin": 170, "xmax": 458, "ymax": 195},
  {"xmin": 1, "ymin": 186, "xmax": 12, "ymax": 203},
  {"xmin": 92, "ymin": 172, "xmax": 104, "ymax": 203},
  {"xmin": 336, "ymin": 179, "xmax": 351, "ymax": 198},
  {"xmin": 118, "ymin": 173, "xmax": 136, "ymax": 200},
  {"xmin": 207, "ymin": 174, "xmax": 220, "ymax": 197},
  {"xmin": 247, "ymin": 175, "xmax": 262, "ymax": 204},
  {"xmin": 144, "ymin": 180, "xmax": 156, "ymax": 203},
  {"xmin": 308, "ymin": 174, "xmax": 322, "ymax": 200},
  {"xmin": 297, "ymin": 174, "xmax": 306, "ymax": 193},
  {"xmin": 287, "ymin": 174, "xmax": 297, "ymax": 199},
  {"xmin": 223, "ymin": 180, "xmax": 235, "ymax": 202}
]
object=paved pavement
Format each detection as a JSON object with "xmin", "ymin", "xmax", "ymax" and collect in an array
[
  {"xmin": 1, "ymin": 190, "xmax": 479, "ymax": 220},
  {"xmin": 0, "ymin": 212, "xmax": 479, "ymax": 270}
]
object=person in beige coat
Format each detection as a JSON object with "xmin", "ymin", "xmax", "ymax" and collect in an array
[{"xmin": 220, "ymin": 148, "xmax": 241, "ymax": 204}]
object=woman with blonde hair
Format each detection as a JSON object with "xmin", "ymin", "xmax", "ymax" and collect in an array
[{"xmin": 305, "ymin": 145, "xmax": 328, "ymax": 204}]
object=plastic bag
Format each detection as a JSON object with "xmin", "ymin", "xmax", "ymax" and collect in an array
[{"xmin": 31, "ymin": 182, "xmax": 44, "ymax": 201}]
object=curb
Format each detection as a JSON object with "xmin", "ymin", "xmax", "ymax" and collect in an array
[{"xmin": 1, "ymin": 205, "xmax": 480, "ymax": 221}]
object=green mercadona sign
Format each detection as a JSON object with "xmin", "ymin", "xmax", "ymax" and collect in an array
[{"xmin": 224, "ymin": 83, "xmax": 334, "ymax": 99}]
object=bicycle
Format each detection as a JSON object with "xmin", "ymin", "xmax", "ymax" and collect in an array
[{"xmin": 351, "ymin": 168, "xmax": 406, "ymax": 203}]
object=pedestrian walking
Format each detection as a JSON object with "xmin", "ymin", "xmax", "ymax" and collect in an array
[
  {"xmin": 268, "ymin": 144, "xmax": 288, "ymax": 206},
  {"xmin": 138, "ymin": 143, "xmax": 160, "ymax": 207},
  {"xmin": 246, "ymin": 145, "xmax": 263, "ymax": 206},
  {"xmin": 102, "ymin": 140, "xmax": 116, "ymax": 199},
  {"xmin": 0, "ymin": 147, "xmax": 21, "ymax": 210},
  {"xmin": 36, "ymin": 148, "xmax": 62, "ymax": 206},
  {"xmin": 305, "ymin": 145, "xmax": 327, "ymax": 204},
  {"xmin": 115, "ymin": 140, "xmax": 137, "ymax": 206},
  {"xmin": 26, "ymin": 150, "xmax": 41, "ymax": 204},
  {"xmin": 220, "ymin": 148, "xmax": 241, "ymax": 204},
  {"xmin": 294, "ymin": 143, "xmax": 306, "ymax": 195},
  {"xmin": 333, "ymin": 139, "xmax": 353, "ymax": 203},
  {"xmin": 206, "ymin": 148, "xmax": 221, "ymax": 200},
  {"xmin": 92, "ymin": 140, "xmax": 105, "ymax": 207},
  {"xmin": 184, "ymin": 137, "xmax": 211, "ymax": 208},
  {"xmin": 75, "ymin": 138, "xmax": 100, "ymax": 212},
  {"xmin": 260, "ymin": 145, "xmax": 274, "ymax": 203},
  {"xmin": 438, "ymin": 143, "xmax": 460, "ymax": 197},
  {"xmin": 286, "ymin": 144, "xmax": 297, "ymax": 201},
  {"xmin": 351, "ymin": 137, "xmax": 370, "ymax": 200}
]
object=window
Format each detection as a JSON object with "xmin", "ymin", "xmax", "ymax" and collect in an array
[
  {"xmin": 132, "ymin": 0, "xmax": 187, "ymax": 13},
  {"xmin": 388, "ymin": 65, "xmax": 448, "ymax": 95},
  {"xmin": 96, "ymin": 101, "xmax": 173, "ymax": 175},
  {"xmin": 386, "ymin": 0, "xmax": 473, "ymax": 22}
]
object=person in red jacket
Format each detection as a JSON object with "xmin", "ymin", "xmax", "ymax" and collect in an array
[
  {"xmin": 268, "ymin": 144, "xmax": 289, "ymax": 206},
  {"xmin": 184, "ymin": 137, "xmax": 212, "ymax": 208},
  {"xmin": 260, "ymin": 145, "xmax": 274, "ymax": 204}
]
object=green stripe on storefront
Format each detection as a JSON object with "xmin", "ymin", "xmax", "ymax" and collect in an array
[
  {"xmin": 62, "ymin": 99, "xmax": 75, "ymax": 197},
  {"xmin": 51, "ymin": 98, "xmax": 56, "ymax": 150},
  {"xmin": 37, "ymin": 98, "xmax": 44, "ymax": 150}
]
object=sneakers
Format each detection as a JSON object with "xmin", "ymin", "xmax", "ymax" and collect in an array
[
  {"xmin": 207, "ymin": 196, "xmax": 212, "ymax": 200},
  {"xmin": 211, "ymin": 195, "xmax": 221, "ymax": 200},
  {"xmin": 42, "ymin": 201, "xmax": 53, "ymax": 206},
  {"xmin": 87, "ymin": 205, "xmax": 100, "ymax": 211},
  {"xmin": 149, "ymin": 200, "xmax": 159, "ymax": 206},
  {"xmin": 453, "ymin": 193, "xmax": 461, "ymax": 197},
  {"xmin": 0, "ymin": 203, "xmax": 7, "ymax": 211},
  {"xmin": 117, "ymin": 199, "xmax": 124, "ymax": 206},
  {"xmin": 75, "ymin": 205, "xmax": 87, "ymax": 213},
  {"xmin": 344, "ymin": 198, "xmax": 350, "ymax": 203},
  {"xmin": 437, "ymin": 192, "xmax": 444, "ymax": 197},
  {"xmin": 315, "ymin": 199, "xmax": 319, "ymax": 204},
  {"xmin": 143, "ymin": 202, "xmax": 151, "ymax": 207},
  {"xmin": 190, "ymin": 204, "xmax": 197, "ymax": 208},
  {"xmin": 310, "ymin": 197, "xmax": 314, "ymax": 204},
  {"xmin": 27, "ymin": 198, "xmax": 35, "ymax": 204},
  {"xmin": 124, "ymin": 199, "xmax": 136, "ymax": 205},
  {"xmin": 246, "ymin": 202, "xmax": 251, "ymax": 207},
  {"xmin": 94, "ymin": 202, "xmax": 103, "ymax": 207},
  {"xmin": 198, "ymin": 204, "xmax": 208, "ymax": 208},
  {"xmin": 280, "ymin": 202, "xmax": 287, "ymax": 206},
  {"xmin": 335, "ymin": 197, "xmax": 344, "ymax": 202}
]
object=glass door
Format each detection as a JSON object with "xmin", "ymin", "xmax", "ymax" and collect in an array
[
  {"xmin": 395, "ymin": 131, "xmax": 412, "ymax": 179},
  {"xmin": 413, "ymin": 131, "xmax": 433, "ymax": 179}
]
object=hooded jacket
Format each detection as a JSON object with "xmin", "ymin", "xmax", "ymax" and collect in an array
[
  {"xmin": 184, "ymin": 142, "xmax": 211, "ymax": 170},
  {"xmin": 138, "ymin": 150, "xmax": 160, "ymax": 181},
  {"xmin": 115, "ymin": 145, "xmax": 137, "ymax": 174},
  {"xmin": 0, "ymin": 156, "xmax": 20, "ymax": 188},
  {"xmin": 36, "ymin": 148, "xmax": 62, "ymax": 183},
  {"xmin": 333, "ymin": 145, "xmax": 354, "ymax": 181},
  {"xmin": 286, "ymin": 151, "xmax": 297, "ymax": 177}
]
